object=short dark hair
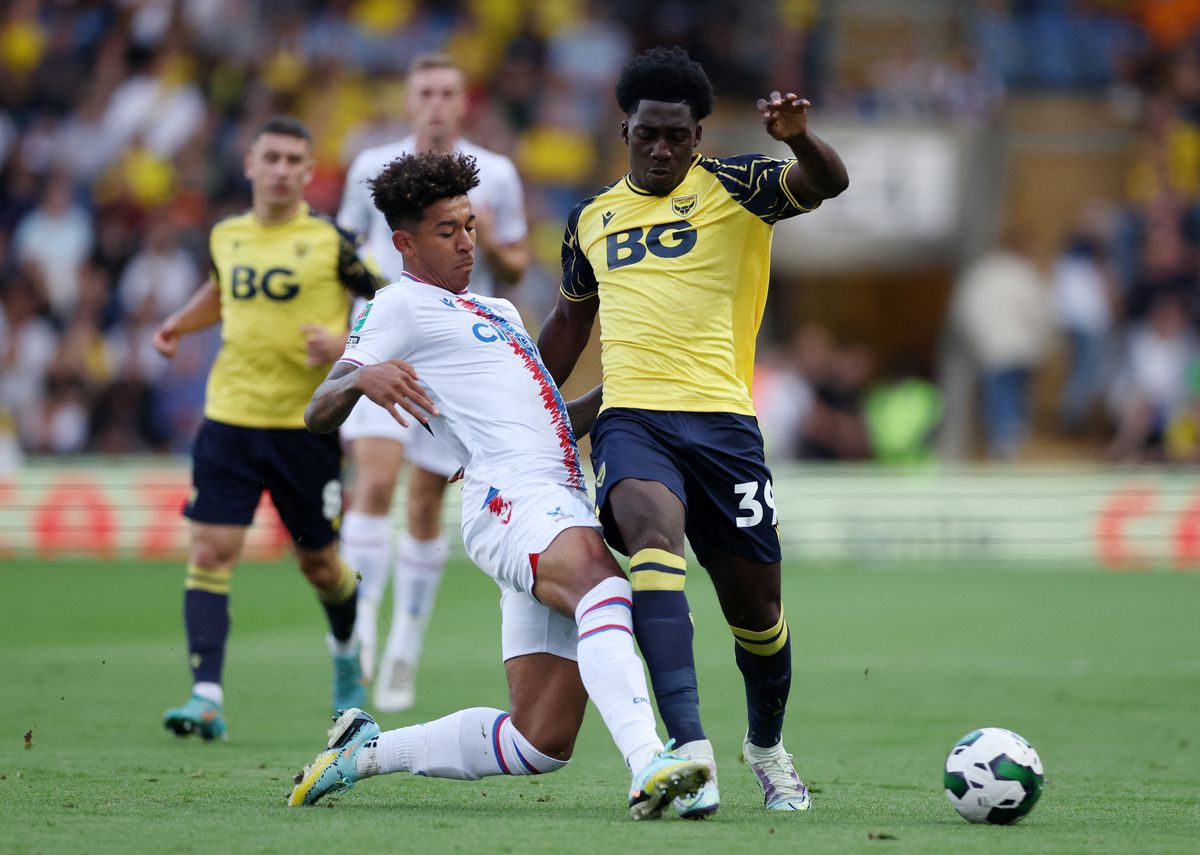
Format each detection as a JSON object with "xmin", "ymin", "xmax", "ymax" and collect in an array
[
  {"xmin": 368, "ymin": 151, "xmax": 480, "ymax": 231},
  {"xmin": 615, "ymin": 46, "xmax": 714, "ymax": 121},
  {"xmin": 252, "ymin": 115, "xmax": 312, "ymax": 144}
]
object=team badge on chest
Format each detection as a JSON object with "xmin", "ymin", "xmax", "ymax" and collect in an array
[{"xmin": 671, "ymin": 194, "xmax": 698, "ymax": 217}]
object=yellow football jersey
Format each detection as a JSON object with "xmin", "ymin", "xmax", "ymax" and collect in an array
[
  {"xmin": 205, "ymin": 203, "xmax": 381, "ymax": 428},
  {"xmin": 561, "ymin": 153, "xmax": 815, "ymax": 415}
]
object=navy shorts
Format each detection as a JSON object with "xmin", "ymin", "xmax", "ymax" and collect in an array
[
  {"xmin": 589, "ymin": 407, "xmax": 781, "ymax": 565},
  {"xmin": 184, "ymin": 418, "xmax": 342, "ymax": 550}
]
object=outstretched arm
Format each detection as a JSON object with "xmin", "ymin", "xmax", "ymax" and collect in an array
[
  {"xmin": 758, "ymin": 91, "xmax": 849, "ymax": 208},
  {"xmin": 305, "ymin": 360, "xmax": 438, "ymax": 435},
  {"xmin": 153, "ymin": 278, "xmax": 221, "ymax": 358},
  {"xmin": 538, "ymin": 292, "xmax": 598, "ymax": 387}
]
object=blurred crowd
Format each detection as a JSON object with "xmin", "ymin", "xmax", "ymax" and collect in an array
[
  {"xmin": 2, "ymin": 0, "xmax": 1200, "ymax": 464},
  {"xmin": 756, "ymin": 2, "xmax": 1200, "ymax": 466}
]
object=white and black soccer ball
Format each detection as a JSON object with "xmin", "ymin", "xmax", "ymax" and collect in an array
[{"xmin": 944, "ymin": 727, "xmax": 1044, "ymax": 825}]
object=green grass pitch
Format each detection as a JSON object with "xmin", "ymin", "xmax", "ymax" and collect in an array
[{"xmin": 2, "ymin": 557, "xmax": 1197, "ymax": 854}]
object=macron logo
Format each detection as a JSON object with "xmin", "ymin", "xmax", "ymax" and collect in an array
[{"xmin": 602, "ymin": 211, "xmax": 615, "ymax": 227}]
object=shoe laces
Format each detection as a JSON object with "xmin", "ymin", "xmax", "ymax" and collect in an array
[{"xmin": 753, "ymin": 748, "xmax": 805, "ymax": 795}]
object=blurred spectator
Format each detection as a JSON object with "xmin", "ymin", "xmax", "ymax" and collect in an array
[
  {"xmin": 11, "ymin": 171, "xmax": 92, "ymax": 322},
  {"xmin": 1052, "ymin": 231, "xmax": 1116, "ymax": 433},
  {"xmin": 793, "ymin": 328, "xmax": 873, "ymax": 461},
  {"xmin": 0, "ymin": 270, "xmax": 59, "ymax": 448},
  {"xmin": 950, "ymin": 234, "xmax": 1053, "ymax": 460},
  {"xmin": 116, "ymin": 216, "xmax": 199, "ymax": 330},
  {"xmin": 752, "ymin": 340, "xmax": 816, "ymax": 463},
  {"xmin": 1107, "ymin": 292, "xmax": 1198, "ymax": 461}
]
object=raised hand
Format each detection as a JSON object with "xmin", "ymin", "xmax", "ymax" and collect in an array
[{"xmin": 756, "ymin": 91, "xmax": 811, "ymax": 142}]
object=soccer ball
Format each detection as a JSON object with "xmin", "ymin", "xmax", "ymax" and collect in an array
[{"xmin": 943, "ymin": 727, "xmax": 1044, "ymax": 825}]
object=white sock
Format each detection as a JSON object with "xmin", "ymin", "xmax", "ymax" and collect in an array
[
  {"xmin": 325, "ymin": 633, "xmax": 358, "ymax": 658},
  {"xmin": 574, "ymin": 577, "xmax": 663, "ymax": 772},
  {"xmin": 744, "ymin": 738, "xmax": 788, "ymax": 760},
  {"xmin": 362, "ymin": 707, "xmax": 567, "ymax": 780},
  {"xmin": 192, "ymin": 681, "xmax": 222, "ymax": 706},
  {"xmin": 385, "ymin": 534, "xmax": 448, "ymax": 661},
  {"xmin": 341, "ymin": 511, "xmax": 392, "ymax": 607}
]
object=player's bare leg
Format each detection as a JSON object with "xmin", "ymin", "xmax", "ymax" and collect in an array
[
  {"xmin": 297, "ymin": 540, "xmax": 364, "ymax": 713},
  {"xmin": 376, "ymin": 463, "xmax": 449, "ymax": 711},
  {"xmin": 704, "ymin": 550, "xmax": 810, "ymax": 811},
  {"xmin": 164, "ymin": 522, "xmax": 247, "ymax": 740},
  {"xmin": 290, "ymin": 526, "xmax": 707, "ymax": 816},
  {"xmin": 342, "ymin": 436, "xmax": 405, "ymax": 682}
]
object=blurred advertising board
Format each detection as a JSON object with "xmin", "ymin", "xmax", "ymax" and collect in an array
[
  {"xmin": 1, "ymin": 462, "xmax": 1197, "ymax": 570},
  {"xmin": 774, "ymin": 464, "xmax": 1200, "ymax": 570}
]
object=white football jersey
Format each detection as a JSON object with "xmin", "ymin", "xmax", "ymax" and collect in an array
[
  {"xmin": 338, "ymin": 273, "xmax": 586, "ymax": 498},
  {"xmin": 338, "ymin": 136, "xmax": 527, "ymax": 295}
]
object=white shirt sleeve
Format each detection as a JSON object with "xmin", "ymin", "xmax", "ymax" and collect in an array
[
  {"xmin": 485, "ymin": 158, "xmax": 528, "ymax": 246},
  {"xmin": 337, "ymin": 151, "xmax": 375, "ymax": 238},
  {"xmin": 340, "ymin": 292, "xmax": 411, "ymax": 366}
]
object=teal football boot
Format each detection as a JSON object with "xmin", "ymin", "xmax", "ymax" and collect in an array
[
  {"xmin": 628, "ymin": 742, "xmax": 711, "ymax": 820},
  {"xmin": 163, "ymin": 694, "xmax": 228, "ymax": 741},
  {"xmin": 289, "ymin": 708, "xmax": 380, "ymax": 807}
]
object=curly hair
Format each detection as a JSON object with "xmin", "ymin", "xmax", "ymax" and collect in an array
[
  {"xmin": 368, "ymin": 151, "xmax": 480, "ymax": 231},
  {"xmin": 614, "ymin": 46, "xmax": 714, "ymax": 121}
]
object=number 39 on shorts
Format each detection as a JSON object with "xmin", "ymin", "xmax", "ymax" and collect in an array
[{"xmin": 734, "ymin": 479, "xmax": 776, "ymax": 528}]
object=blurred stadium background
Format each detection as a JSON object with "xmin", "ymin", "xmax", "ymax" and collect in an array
[{"xmin": 2, "ymin": 0, "xmax": 1200, "ymax": 568}]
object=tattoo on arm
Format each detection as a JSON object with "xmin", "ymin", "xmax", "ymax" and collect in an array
[{"xmin": 304, "ymin": 362, "xmax": 362, "ymax": 434}]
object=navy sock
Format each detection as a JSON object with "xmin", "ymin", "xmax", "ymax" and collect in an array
[
  {"xmin": 732, "ymin": 616, "xmax": 792, "ymax": 747},
  {"xmin": 319, "ymin": 560, "xmax": 358, "ymax": 643},
  {"xmin": 322, "ymin": 596, "xmax": 357, "ymax": 643},
  {"xmin": 630, "ymin": 549, "xmax": 705, "ymax": 745},
  {"xmin": 184, "ymin": 587, "xmax": 230, "ymax": 685}
]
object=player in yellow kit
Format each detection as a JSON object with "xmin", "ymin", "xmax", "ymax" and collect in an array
[
  {"xmin": 152, "ymin": 116, "xmax": 384, "ymax": 739},
  {"xmin": 538, "ymin": 47, "xmax": 848, "ymax": 816}
]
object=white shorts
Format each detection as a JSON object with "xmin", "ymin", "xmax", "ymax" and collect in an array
[
  {"xmin": 340, "ymin": 397, "xmax": 461, "ymax": 478},
  {"xmin": 461, "ymin": 482, "xmax": 602, "ymax": 662},
  {"xmin": 340, "ymin": 395, "xmax": 411, "ymax": 442}
]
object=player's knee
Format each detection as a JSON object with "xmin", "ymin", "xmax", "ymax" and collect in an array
[
  {"xmin": 297, "ymin": 550, "xmax": 341, "ymax": 590},
  {"xmin": 727, "ymin": 599, "xmax": 783, "ymax": 636},
  {"xmin": 353, "ymin": 472, "xmax": 397, "ymax": 515},
  {"xmin": 522, "ymin": 727, "xmax": 576, "ymax": 763},
  {"xmin": 190, "ymin": 539, "xmax": 238, "ymax": 569}
]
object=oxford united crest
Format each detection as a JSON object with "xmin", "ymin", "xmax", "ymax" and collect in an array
[{"xmin": 671, "ymin": 194, "xmax": 697, "ymax": 217}]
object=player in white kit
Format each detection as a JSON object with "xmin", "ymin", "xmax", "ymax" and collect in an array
[
  {"xmin": 289, "ymin": 152, "xmax": 708, "ymax": 818},
  {"xmin": 334, "ymin": 54, "xmax": 530, "ymax": 710}
]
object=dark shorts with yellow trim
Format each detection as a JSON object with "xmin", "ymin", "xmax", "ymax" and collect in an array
[
  {"xmin": 184, "ymin": 418, "xmax": 342, "ymax": 550},
  {"xmin": 589, "ymin": 407, "xmax": 782, "ymax": 565}
]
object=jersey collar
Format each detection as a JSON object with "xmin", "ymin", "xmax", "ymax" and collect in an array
[
  {"xmin": 254, "ymin": 201, "xmax": 309, "ymax": 227},
  {"xmin": 401, "ymin": 271, "xmax": 469, "ymax": 295}
]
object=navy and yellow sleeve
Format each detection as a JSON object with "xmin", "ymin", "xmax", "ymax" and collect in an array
[
  {"xmin": 701, "ymin": 154, "xmax": 816, "ymax": 224},
  {"xmin": 560, "ymin": 198, "xmax": 598, "ymax": 302},
  {"xmin": 333, "ymin": 221, "xmax": 385, "ymax": 299}
]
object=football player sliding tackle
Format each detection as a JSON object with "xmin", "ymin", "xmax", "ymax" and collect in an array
[{"xmin": 289, "ymin": 150, "xmax": 708, "ymax": 819}]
